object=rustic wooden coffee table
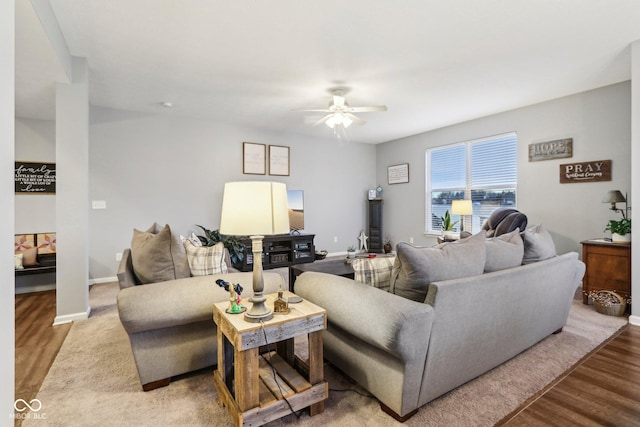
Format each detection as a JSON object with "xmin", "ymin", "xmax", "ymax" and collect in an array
[{"xmin": 213, "ymin": 292, "xmax": 328, "ymax": 426}]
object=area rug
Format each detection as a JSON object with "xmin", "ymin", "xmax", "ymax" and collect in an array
[{"xmin": 24, "ymin": 282, "xmax": 627, "ymax": 427}]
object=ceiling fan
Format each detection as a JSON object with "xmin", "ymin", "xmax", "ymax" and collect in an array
[{"xmin": 296, "ymin": 89, "xmax": 387, "ymax": 129}]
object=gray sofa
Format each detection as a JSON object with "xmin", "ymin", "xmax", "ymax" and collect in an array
[
  {"xmin": 295, "ymin": 229, "xmax": 585, "ymax": 420},
  {"xmin": 116, "ymin": 245, "xmax": 284, "ymax": 391}
]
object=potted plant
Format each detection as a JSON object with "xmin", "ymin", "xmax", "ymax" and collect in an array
[
  {"xmin": 346, "ymin": 245, "xmax": 356, "ymax": 259},
  {"xmin": 383, "ymin": 237, "xmax": 392, "ymax": 254},
  {"xmin": 604, "ymin": 218, "xmax": 631, "ymax": 242},
  {"xmin": 440, "ymin": 210, "xmax": 459, "ymax": 240}
]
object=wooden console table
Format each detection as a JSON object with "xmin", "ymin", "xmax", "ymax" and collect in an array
[
  {"xmin": 580, "ymin": 239, "xmax": 631, "ymax": 304},
  {"xmin": 213, "ymin": 293, "xmax": 328, "ymax": 426}
]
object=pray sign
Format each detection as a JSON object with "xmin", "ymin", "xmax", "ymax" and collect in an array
[{"xmin": 559, "ymin": 160, "xmax": 611, "ymax": 183}]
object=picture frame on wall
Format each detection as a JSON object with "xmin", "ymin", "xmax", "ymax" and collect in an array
[
  {"xmin": 388, "ymin": 163, "xmax": 409, "ymax": 184},
  {"xmin": 243, "ymin": 142, "xmax": 266, "ymax": 175},
  {"xmin": 269, "ymin": 145, "xmax": 290, "ymax": 176}
]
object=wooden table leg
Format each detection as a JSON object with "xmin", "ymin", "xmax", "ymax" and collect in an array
[
  {"xmin": 307, "ymin": 330, "xmax": 324, "ymax": 416},
  {"xmin": 235, "ymin": 347, "xmax": 259, "ymax": 412}
]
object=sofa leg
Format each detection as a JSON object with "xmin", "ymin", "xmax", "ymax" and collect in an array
[
  {"xmin": 380, "ymin": 403, "xmax": 418, "ymax": 422},
  {"xmin": 553, "ymin": 327, "xmax": 563, "ymax": 334},
  {"xmin": 142, "ymin": 378, "xmax": 171, "ymax": 391}
]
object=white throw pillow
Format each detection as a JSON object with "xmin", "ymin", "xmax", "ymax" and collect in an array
[
  {"xmin": 180, "ymin": 232, "xmax": 202, "ymax": 248},
  {"xmin": 15, "ymin": 253, "xmax": 24, "ymax": 270}
]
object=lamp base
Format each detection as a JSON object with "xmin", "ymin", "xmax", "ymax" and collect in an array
[{"xmin": 244, "ymin": 295, "xmax": 273, "ymax": 322}]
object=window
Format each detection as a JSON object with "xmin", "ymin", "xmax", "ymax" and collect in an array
[{"xmin": 425, "ymin": 132, "xmax": 517, "ymax": 234}]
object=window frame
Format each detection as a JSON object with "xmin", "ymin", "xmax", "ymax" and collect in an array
[{"xmin": 425, "ymin": 132, "xmax": 518, "ymax": 235}]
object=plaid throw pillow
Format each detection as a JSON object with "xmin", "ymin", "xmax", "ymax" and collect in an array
[
  {"xmin": 352, "ymin": 256, "xmax": 395, "ymax": 292},
  {"xmin": 184, "ymin": 241, "xmax": 228, "ymax": 276}
]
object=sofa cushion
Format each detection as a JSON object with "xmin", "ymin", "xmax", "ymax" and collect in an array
[
  {"xmin": 180, "ymin": 232, "xmax": 202, "ymax": 248},
  {"xmin": 21, "ymin": 246, "xmax": 39, "ymax": 267},
  {"xmin": 391, "ymin": 231, "xmax": 486, "ymax": 302},
  {"xmin": 15, "ymin": 253, "xmax": 24, "ymax": 269},
  {"xmin": 352, "ymin": 256, "xmax": 395, "ymax": 292},
  {"xmin": 484, "ymin": 228, "xmax": 524, "ymax": 272},
  {"xmin": 522, "ymin": 224, "xmax": 557, "ymax": 264},
  {"xmin": 147, "ymin": 223, "xmax": 191, "ymax": 279},
  {"xmin": 131, "ymin": 224, "xmax": 177, "ymax": 284},
  {"xmin": 184, "ymin": 241, "xmax": 228, "ymax": 276}
]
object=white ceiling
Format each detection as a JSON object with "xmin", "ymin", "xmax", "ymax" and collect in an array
[{"xmin": 15, "ymin": 0, "xmax": 640, "ymax": 144}]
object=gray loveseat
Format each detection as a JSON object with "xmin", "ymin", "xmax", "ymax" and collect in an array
[
  {"xmin": 116, "ymin": 224, "xmax": 285, "ymax": 391},
  {"xmin": 295, "ymin": 227, "xmax": 585, "ymax": 420}
]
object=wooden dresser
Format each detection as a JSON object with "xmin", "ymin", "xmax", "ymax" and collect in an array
[{"xmin": 580, "ymin": 239, "xmax": 631, "ymax": 304}]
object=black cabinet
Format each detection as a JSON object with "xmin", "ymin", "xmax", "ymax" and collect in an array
[
  {"xmin": 368, "ymin": 199, "xmax": 383, "ymax": 253},
  {"xmin": 234, "ymin": 234, "xmax": 315, "ymax": 272}
]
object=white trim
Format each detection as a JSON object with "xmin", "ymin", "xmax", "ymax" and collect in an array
[
  {"xmin": 629, "ymin": 315, "xmax": 640, "ymax": 326},
  {"xmin": 53, "ymin": 308, "xmax": 90, "ymax": 326},
  {"xmin": 89, "ymin": 276, "xmax": 117, "ymax": 285}
]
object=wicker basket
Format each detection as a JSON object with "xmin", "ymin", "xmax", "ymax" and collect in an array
[{"xmin": 592, "ymin": 290, "xmax": 627, "ymax": 316}]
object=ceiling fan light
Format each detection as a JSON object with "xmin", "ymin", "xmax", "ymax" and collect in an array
[
  {"xmin": 342, "ymin": 116, "xmax": 353, "ymax": 128},
  {"xmin": 325, "ymin": 115, "xmax": 337, "ymax": 128}
]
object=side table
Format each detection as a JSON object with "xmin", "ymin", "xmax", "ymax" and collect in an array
[
  {"xmin": 580, "ymin": 239, "xmax": 631, "ymax": 304},
  {"xmin": 213, "ymin": 293, "xmax": 328, "ymax": 426}
]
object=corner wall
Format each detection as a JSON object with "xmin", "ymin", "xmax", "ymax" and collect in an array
[{"xmin": 376, "ymin": 82, "xmax": 631, "ymax": 256}]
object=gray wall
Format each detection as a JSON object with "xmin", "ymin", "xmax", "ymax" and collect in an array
[
  {"xmin": 89, "ymin": 107, "xmax": 376, "ymax": 279},
  {"xmin": 376, "ymin": 82, "xmax": 632, "ymax": 256}
]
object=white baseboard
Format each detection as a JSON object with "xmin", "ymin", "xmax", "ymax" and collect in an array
[
  {"xmin": 629, "ymin": 315, "xmax": 640, "ymax": 326},
  {"xmin": 89, "ymin": 276, "xmax": 117, "ymax": 285},
  {"xmin": 54, "ymin": 307, "xmax": 91, "ymax": 326}
]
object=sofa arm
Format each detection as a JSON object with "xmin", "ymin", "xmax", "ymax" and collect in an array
[
  {"xmin": 295, "ymin": 272, "xmax": 434, "ymax": 361},
  {"xmin": 117, "ymin": 248, "xmax": 138, "ymax": 289}
]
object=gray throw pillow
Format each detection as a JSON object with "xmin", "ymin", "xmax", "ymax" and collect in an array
[
  {"xmin": 484, "ymin": 228, "xmax": 524, "ymax": 272},
  {"xmin": 131, "ymin": 224, "xmax": 176, "ymax": 284},
  {"xmin": 146, "ymin": 223, "xmax": 191, "ymax": 279},
  {"xmin": 391, "ymin": 231, "xmax": 486, "ymax": 302},
  {"xmin": 522, "ymin": 224, "xmax": 557, "ymax": 264}
]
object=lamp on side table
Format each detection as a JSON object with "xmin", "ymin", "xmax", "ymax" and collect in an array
[{"xmin": 219, "ymin": 181, "xmax": 290, "ymax": 322}]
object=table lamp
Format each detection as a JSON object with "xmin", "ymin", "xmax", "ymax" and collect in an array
[
  {"xmin": 451, "ymin": 200, "xmax": 473, "ymax": 233},
  {"xmin": 220, "ymin": 182, "xmax": 290, "ymax": 322}
]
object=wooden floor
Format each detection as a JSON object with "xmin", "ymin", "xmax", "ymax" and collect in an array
[
  {"xmin": 14, "ymin": 290, "xmax": 640, "ymax": 426},
  {"xmin": 14, "ymin": 290, "xmax": 71, "ymax": 427}
]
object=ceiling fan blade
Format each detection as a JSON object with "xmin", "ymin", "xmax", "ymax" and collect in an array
[
  {"xmin": 345, "ymin": 112, "xmax": 365, "ymax": 126},
  {"xmin": 312, "ymin": 114, "xmax": 334, "ymax": 127},
  {"xmin": 347, "ymin": 105, "xmax": 388, "ymax": 113},
  {"xmin": 293, "ymin": 108, "xmax": 332, "ymax": 112}
]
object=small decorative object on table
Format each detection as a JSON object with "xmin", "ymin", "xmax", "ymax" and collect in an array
[
  {"xmin": 585, "ymin": 290, "xmax": 630, "ymax": 316},
  {"xmin": 383, "ymin": 237, "xmax": 392, "ymax": 254},
  {"xmin": 215, "ymin": 279, "xmax": 246, "ymax": 314},
  {"xmin": 273, "ymin": 289, "xmax": 289, "ymax": 314},
  {"xmin": 346, "ymin": 245, "xmax": 356, "ymax": 259},
  {"xmin": 440, "ymin": 210, "xmax": 459, "ymax": 241},
  {"xmin": 315, "ymin": 250, "xmax": 328, "ymax": 260}
]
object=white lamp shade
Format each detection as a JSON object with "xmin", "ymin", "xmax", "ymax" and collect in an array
[
  {"xmin": 451, "ymin": 199, "xmax": 473, "ymax": 215},
  {"xmin": 219, "ymin": 182, "xmax": 290, "ymax": 236}
]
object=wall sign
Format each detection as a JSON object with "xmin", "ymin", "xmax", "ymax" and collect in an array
[
  {"xmin": 388, "ymin": 163, "xmax": 409, "ymax": 184},
  {"xmin": 559, "ymin": 159, "xmax": 611, "ymax": 183},
  {"xmin": 529, "ymin": 138, "xmax": 572, "ymax": 162},
  {"xmin": 15, "ymin": 161, "xmax": 56, "ymax": 194}
]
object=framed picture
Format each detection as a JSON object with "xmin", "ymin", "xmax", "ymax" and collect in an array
[
  {"xmin": 269, "ymin": 145, "xmax": 290, "ymax": 176},
  {"xmin": 388, "ymin": 163, "xmax": 409, "ymax": 184},
  {"xmin": 243, "ymin": 142, "xmax": 266, "ymax": 175}
]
